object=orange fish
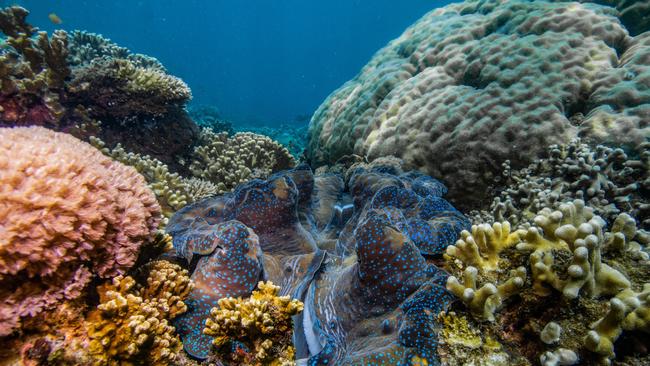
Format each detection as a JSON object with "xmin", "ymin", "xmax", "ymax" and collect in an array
[{"xmin": 48, "ymin": 13, "xmax": 62, "ymax": 25}]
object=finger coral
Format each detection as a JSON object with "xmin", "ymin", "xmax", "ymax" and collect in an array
[
  {"xmin": 445, "ymin": 198, "xmax": 649, "ymax": 365},
  {"xmin": 86, "ymin": 260, "xmax": 192, "ymax": 365},
  {"xmin": 518, "ymin": 200, "xmax": 631, "ymax": 299},
  {"xmin": 474, "ymin": 139, "xmax": 650, "ymax": 233},
  {"xmin": 0, "ymin": 126, "xmax": 161, "ymax": 336},
  {"xmin": 190, "ymin": 128, "xmax": 296, "ymax": 193},
  {"xmin": 204, "ymin": 281, "xmax": 303, "ymax": 366},
  {"xmin": 306, "ymin": 0, "xmax": 649, "ymax": 208}
]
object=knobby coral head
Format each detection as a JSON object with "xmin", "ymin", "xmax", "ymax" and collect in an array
[{"xmin": 0, "ymin": 126, "xmax": 161, "ymax": 336}]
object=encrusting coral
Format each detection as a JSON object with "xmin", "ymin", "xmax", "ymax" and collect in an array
[
  {"xmin": 190, "ymin": 128, "xmax": 296, "ymax": 193},
  {"xmin": 203, "ymin": 281, "xmax": 303, "ymax": 366},
  {"xmin": 0, "ymin": 126, "xmax": 161, "ymax": 336},
  {"xmin": 86, "ymin": 260, "xmax": 192, "ymax": 366},
  {"xmin": 306, "ymin": 0, "xmax": 649, "ymax": 208}
]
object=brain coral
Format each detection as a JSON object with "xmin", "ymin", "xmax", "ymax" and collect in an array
[
  {"xmin": 0, "ymin": 126, "xmax": 161, "ymax": 336},
  {"xmin": 306, "ymin": 0, "xmax": 649, "ymax": 208}
]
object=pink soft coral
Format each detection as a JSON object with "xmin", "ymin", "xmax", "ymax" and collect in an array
[{"xmin": 0, "ymin": 126, "xmax": 162, "ymax": 336}]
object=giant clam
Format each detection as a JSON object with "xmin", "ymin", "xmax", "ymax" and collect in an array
[{"xmin": 166, "ymin": 162, "xmax": 470, "ymax": 363}]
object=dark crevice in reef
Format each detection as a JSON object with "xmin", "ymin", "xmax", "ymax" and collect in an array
[{"xmin": 460, "ymin": 68, "xmax": 488, "ymax": 90}]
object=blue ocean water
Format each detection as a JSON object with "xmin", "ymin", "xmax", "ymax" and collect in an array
[{"xmin": 7, "ymin": 0, "xmax": 452, "ymax": 126}]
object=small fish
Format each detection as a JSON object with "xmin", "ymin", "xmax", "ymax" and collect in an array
[{"xmin": 48, "ymin": 13, "xmax": 62, "ymax": 25}]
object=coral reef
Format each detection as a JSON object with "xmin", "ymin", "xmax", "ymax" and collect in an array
[
  {"xmin": 189, "ymin": 128, "xmax": 296, "ymax": 193},
  {"xmin": 188, "ymin": 104, "xmax": 234, "ymax": 135},
  {"xmin": 67, "ymin": 57, "xmax": 190, "ymax": 119},
  {"xmin": 0, "ymin": 6, "xmax": 201, "ymax": 170},
  {"xmin": 90, "ymin": 137, "xmax": 191, "ymax": 218},
  {"xmin": 473, "ymin": 140, "xmax": 650, "ymax": 233},
  {"xmin": 306, "ymin": 0, "xmax": 649, "ymax": 208},
  {"xmin": 0, "ymin": 260, "xmax": 191, "ymax": 365},
  {"xmin": 166, "ymin": 159, "xmax": 468, "ymax": 363},
  {"xmin": 67, "ymin": 30, "xmax": 165, "ymax": 70},
  {"xmin": 86, "ymin": 260, "xmax": 192, "ymax": 365},
  {"xmin": 444, "ymin": 198, "xmax": 650, "ymax": 365},
  {"xmin": 0, "ymin": 6, "xmax": 69, "ymax": 127},
  {"xmin": 0, "ymin": 126, "xmax": 161, "ymax": 336},
  {"xmin": 203, "ymin": 281, "xmax": 303, "ymax": 366},
  {"xmin": 238, "ymin": 124, "xmax": 308, "ymax": 159}
]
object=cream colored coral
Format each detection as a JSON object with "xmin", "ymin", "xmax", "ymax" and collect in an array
[
  {"xmin": 204, "ymin": 281, "xmax": 303, "ymax": 366},
  {"xmin": 446, "ymin": 266, "xmax": 526, "ymax": 322},
  {"xmin": 183, "ymin": 177, "xmax": 220, "ymax": 202},
  {"xmin": 90, "ymin": 137, "xmax": 190, "ymax": 217},
  {"xmin": 190, "ymin": 128, "xmax": 295, "ymax": 193},
  {"xmin": 517, "ymin": 200, "xmax": 631, "ymax": 299},
  {"xmin": 445, "ymin": 222, "xmax": 523, "ymax": 271},
  {"xmin": 539, "ymin": 348, "xmax": 578, "ymax": 366}
]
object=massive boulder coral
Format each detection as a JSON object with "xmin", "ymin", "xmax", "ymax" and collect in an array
[
  {"xmin": 0, "ymin": 126, "xmax": 161, "ymax": 336},
  {"xmin": 190, "ymin": 128, "xmax": 296, "ymax": 194},
  {"xmin": 306, "ymin": 0, "xmax": 649, "ymax": 207},
  {"xmin": 166, "ymin": 160, "xmax": 468, "ymax": 364},
  {"xmin": 579, "ymin": 0, "xmax": 650, "ymax": 36}
]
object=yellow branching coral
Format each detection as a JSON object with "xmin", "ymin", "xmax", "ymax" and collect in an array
[
  {"xmin": 204, "ymin": 281, "xmax": 303, "ymax": 366},
  {"xmin": 585, "ymin": 284, "xmax": 650, "ymax": 365},
  {"xmin": 517, "ymin": 200, "xmax": 631, "ymax": 299},
  {"xmin": 190, "ymin": 128, "xmax": 296, "ymax": 193},
  {"xmin": 444, "ymin": 221, "xmax": 527, "ymax": 322},
  {"xmin": 445, "ymin": 222, "xmax": 523, "ymax": 271},
  {"xmin": 446, "ymin": 266, "xmax": 527, "ymax": 322},
  {"xmin": 86, "ymin": 260, "xmax": 193, "ymax": 366}
]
